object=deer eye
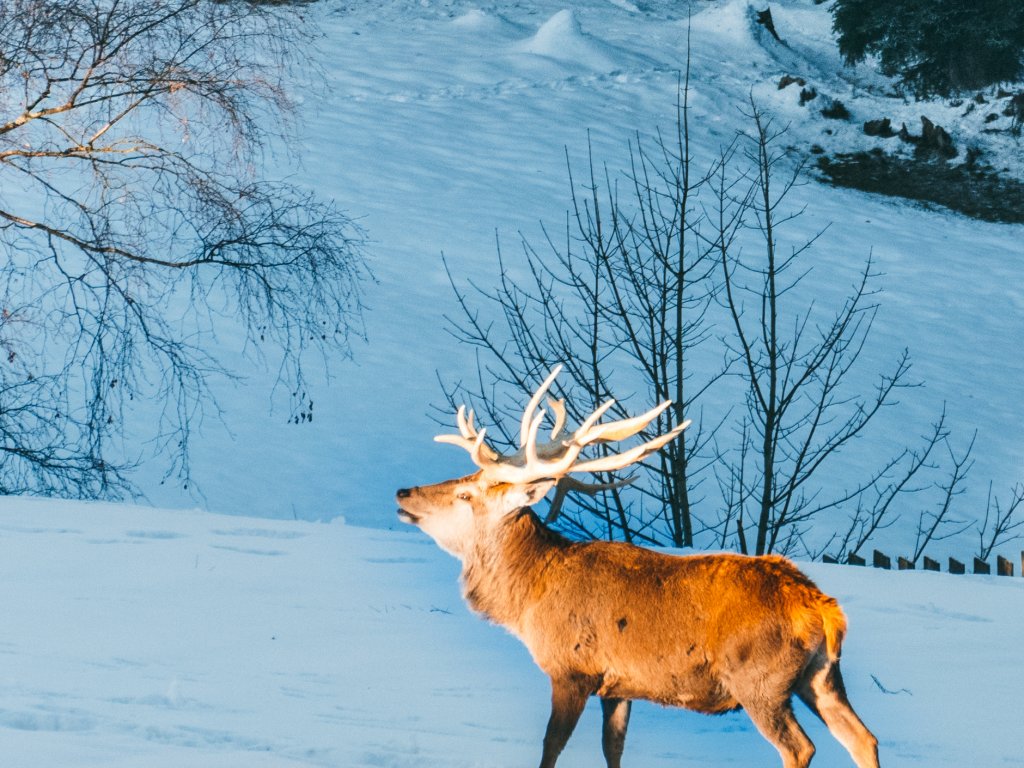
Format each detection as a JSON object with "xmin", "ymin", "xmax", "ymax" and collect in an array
[{"xmin": 457, "ymin": 492, "xmax": 472, "ymax": 501}]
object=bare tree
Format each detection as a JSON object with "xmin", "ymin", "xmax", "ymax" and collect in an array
[
  {"xmin": 822, "ymin": 410, "xmax": 947, "ymax": 562},
  {"xmin": 977, "ymin": 481, "xmax": 1024, "ymax": 561},
  {"xmin": 910, "ymin": 433, "xmax": 974, "ymax": 563},
  {"xmin": 714, "ymin": 105, "xmax": 920, "ymax": 555},
  {"xmin": 441, "ymin": 81, "xmax": 721, "ymax": 546},
  {"xmin": 0, "ymin": 0, "xmax": 367, "ymax": 496},
  {"xmin": 442, "ymin": 91, "xmax": 938, "ymax": 556}
]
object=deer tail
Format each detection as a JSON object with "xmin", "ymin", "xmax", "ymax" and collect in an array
[{"xmin": 819, "ymin": 597, "xmax": 847, "ymax": 662}]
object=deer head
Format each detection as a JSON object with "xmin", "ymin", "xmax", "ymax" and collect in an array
[{"xmin": 396, "ymin": 365, "xmax": 689, "ymax": 557}]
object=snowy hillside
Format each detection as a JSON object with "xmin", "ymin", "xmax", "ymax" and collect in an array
[
  {"xmin": 1, "ymin": 497, "xmax": 1022, "ymax": 767},
  {"xmin": 101, "ymin": 0, "xmax": 1024, "ymax": 564}
]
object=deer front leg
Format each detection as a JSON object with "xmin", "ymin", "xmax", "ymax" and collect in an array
[
  {"xmin": 600, "ymin": 697, "xmax": 631, "ymax": 768},
  {"xmin": 539, "ymin": 676, "xmax": 592, "ymax": 768}
]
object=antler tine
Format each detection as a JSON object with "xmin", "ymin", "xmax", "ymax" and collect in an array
[
  {"xmin": 434, "ymin": 430, "xmax": 480, "ymax": 453},
  {"xmin": 436, "ymin": 405, "xmax": 500, "ymax": 461},
  {"xmin": 467, "ymin": 427, "xmax": 494, "ymax": 468},
  {"xmin": 544, "ymin": 475, "xmax": 637, "ymax": 523},
  {"xmin": 573, "ymin": 398, "xmax": 616, "ymax": 444},
  {"xmin": 455, "ymin": 405, "xmax": 474, "ymax": 439},
  {"xmin": 522, "ymin": 407, "xmax": 548, "ymax": 467},
  {"xmin": 520, "ymin": 365, "xmax": 563, "ymax": 447},
  {"xmin": 570, "ymin": 419, "xmax": 691, "ymax": 474},
  {"xmin": 547, "ymin": 398, "xmax": 567, "ymax": 441},
  {"xmin": 579, "ymin": 400, "xmax": 673, "ymax": 445}
]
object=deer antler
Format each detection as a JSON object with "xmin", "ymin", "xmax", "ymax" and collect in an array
[
  {"xmin": 436, "ymin": 365, "xmax": 690, "ymax": 485},
  {"xmin": 544, "ymin": 475, "xmax": 637, "ymax": 523},
  {"xmin": 433, "ymin": 405, "xmax": 501, "ymax": 462}
]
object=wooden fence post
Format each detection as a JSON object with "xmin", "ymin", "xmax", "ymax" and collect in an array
[{"xmin": 823, "ymin": 551, "xmax": 1020, "ymax": 576}]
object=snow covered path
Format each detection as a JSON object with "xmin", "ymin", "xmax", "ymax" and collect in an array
[{"xmin": 2, "ymin": 498, "xmax": 1021, "ymax": 766}]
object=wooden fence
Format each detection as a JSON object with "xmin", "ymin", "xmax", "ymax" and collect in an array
[{"xmin": 821, "ymin": 550, "xmax": 1022, "ymax": 577}]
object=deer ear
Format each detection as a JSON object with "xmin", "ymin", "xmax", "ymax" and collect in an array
[
  {"xmin": 523, "ymin": 478, "xmax": 557, "ymax": 503},
  {"xmin": 495, "ymin": 478, "xmax": 556, "ymax": 512}
]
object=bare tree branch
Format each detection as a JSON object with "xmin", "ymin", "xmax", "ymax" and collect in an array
[
  {"xmin": 0, "ymin": 0, "xmax": 368, "ymax": 497},
  {"xmin": 911, "ymin": 432, "xmax": 975, "ymax": 562},
  {"xmin": 440, "ymin": 75, "xmax": 718, "ymax": 546},
  {"xmin": 715, "ymin": 103, "xmax": 920, "ymax": 555},
  {"xmin": 977, "ymin": 481, "xmax": 1024, "ymax": 561}
]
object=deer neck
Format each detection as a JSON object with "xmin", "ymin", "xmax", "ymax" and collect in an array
[{"xmin": 460, "ymin": 508, "xmax": 566, "ymax": 632}]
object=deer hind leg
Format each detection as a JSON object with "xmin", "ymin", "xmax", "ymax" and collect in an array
[
  {"xmin": 797, "ymin": 659, "xmax": 879, "ymax": 768},
  {"xmin": 741, "ymin": 697, "xmax": 816, "ymax": 768},
  {"xmin": 600, "ymin": 697, "xmax": 631, "ymax": 768},
  {"xmin": 539, "ymin": 676, "xmax": 592, "ymax": 768}
]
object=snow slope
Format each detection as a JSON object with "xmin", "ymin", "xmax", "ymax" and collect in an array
[
  {"xmin": 1, "ymin": 497, "xmax": 1022, "ymax": 767},
  {"xmin": 107, "ymin": 0, "xmax": 1023, "ymax": 563}
]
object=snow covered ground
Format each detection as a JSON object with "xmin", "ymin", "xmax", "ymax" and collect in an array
[
  {"xmin": 2, "ymin": 499, "xmax": 1024, "ymax": 768},
  {"xmin": 1, "ymin": 497, "xmax": 1022, "ymax": 767}
]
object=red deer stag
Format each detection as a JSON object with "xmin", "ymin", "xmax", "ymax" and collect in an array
[{"xmin": 396, "ymin": 366, "xmax": 879, "ymax": 768}]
